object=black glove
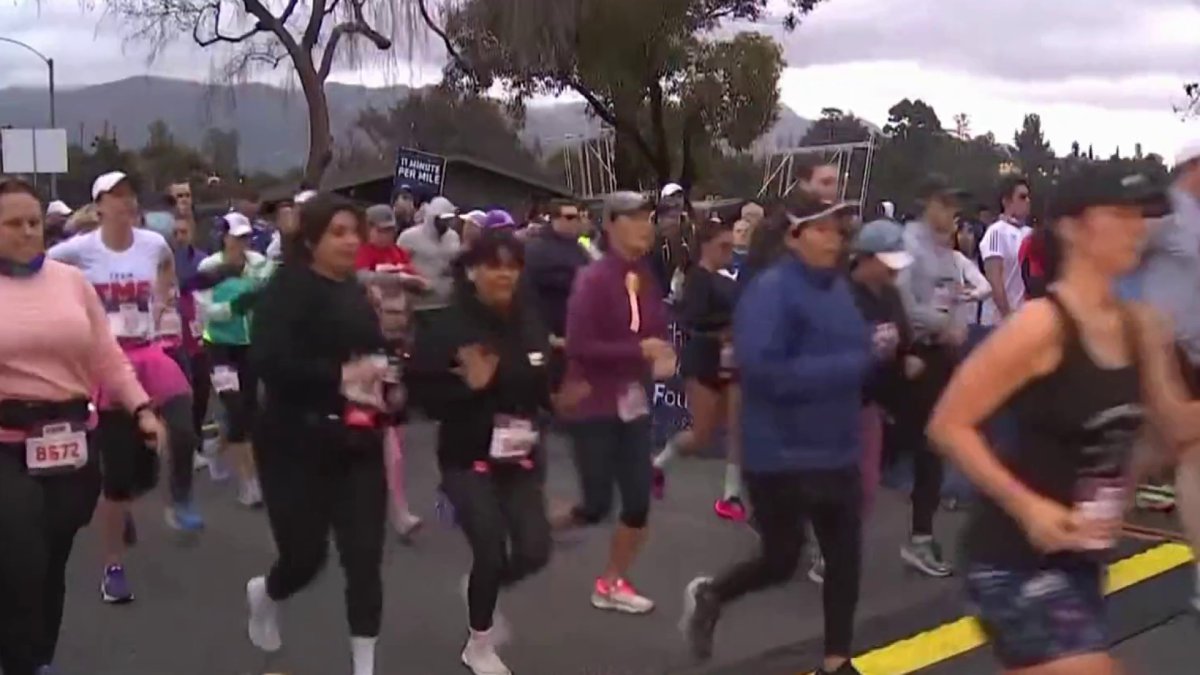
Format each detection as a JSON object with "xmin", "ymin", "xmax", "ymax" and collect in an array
[{"xmin": 230, "ymin": 288, "xmax": 262, "ymax": 315}]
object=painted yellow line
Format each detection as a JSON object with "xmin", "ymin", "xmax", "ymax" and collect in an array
[{"xmin": 806, "ymin": 543, "xmax": 1194, "ymax": 675}]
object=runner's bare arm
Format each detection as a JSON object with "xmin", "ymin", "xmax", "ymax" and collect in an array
[{"xmin": 928, "ymin": 300, "xmax": 1062, "ymax": 520}]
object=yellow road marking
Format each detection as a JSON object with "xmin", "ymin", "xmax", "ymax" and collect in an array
[{"xmin": 805, "ymin": 543, "xmax": 1194, "ymax": 675}]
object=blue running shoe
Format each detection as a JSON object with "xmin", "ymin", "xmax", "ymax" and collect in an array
[
  {"xmin": 165, "ymin": 502, "xmax": 205, "ymax": 532},
  {"xmin": 100, "ymin": 564, "xmax": 134, "ymax": 604}
]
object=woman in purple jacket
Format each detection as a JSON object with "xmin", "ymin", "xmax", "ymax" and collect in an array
[{"xmin": 562, "ymin": 191, "xmax": 677, "ymax": 615}]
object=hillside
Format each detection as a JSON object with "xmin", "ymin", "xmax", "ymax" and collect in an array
[{"xmin": 0, "ymin": 76, "xmax": 814, "ymax": 173}]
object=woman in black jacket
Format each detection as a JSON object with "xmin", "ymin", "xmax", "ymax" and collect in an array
[
  {"xmin": 409, "ymin": 230, "xmax": 584, "ymax": 675},
  {"xmin": 244, "ymin": 193, "xmax": 389, "ymax": 675}
]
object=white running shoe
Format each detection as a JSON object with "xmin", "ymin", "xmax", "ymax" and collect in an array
[
  {"xmin": 246, "ymin": 576, "xmax": 281, "ymax": 652},
  {"xmin": 238, "ymin": 478, "xmax": 263, "ymax": 508},
  {"xmin": 350, "ymin": 636, "xmax": 377, "ymax": 675},
  {"xmin": 591, "ymin": 577, "xmax": 655, "ymax": 614},
  {"xmin": 461, "ymin": 629, "xmax": 511, "ymax": 675}
]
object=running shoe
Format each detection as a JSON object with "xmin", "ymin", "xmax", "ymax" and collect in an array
[
  {"xmin": 1135, "ymin": 483, "xmax": 1176, "ymax": 512},
  {"xmin": 591, "ymin": 577, "xmax": 654, "ymax": 614},
  {"xmin": 193, "ymin": 452, "xmax": 210, "ymax": 472},
  {"xmin": 807, "ymin": 552, "xmax": 825, "ymax": 585},
  {"xmin": 461, "ymin": 629, "xmax": 512, "ymax": 675},
  {"xmin": 713, "ymin": 497, "xmax": 747, "ymax": 522},
  {"xmin": 100, "ymin": 564, "xmax": 134, "ymax": 604},
  {"xmin": 238, "ymin": 478, "xmax": 263, "ymax": 508},
  {"xmin": 246, "ymin": 576, "xmax": 282, "ymax": 652},
  {"xmin": 122, "ymin": 512, "xmax": 138, "ymax": 547},
  {"xmin": 165, "ymin": 502, "xmax": 205, "ymax": 532},
  {"xmin": 652, "ymin": 467, "xmax": 666, "ymax": 501},
  {"xmin": 393, "ymin": 510, "xmax": 423, "ymax": 543},
  {"xmin": 817, "ymin": 660, "xmax": 863, "ymax": 675},
  {"xmin": 901, "ymin": 538, "xmax": 953, "ymax": 578},
  {"xmin": 679, "ymin": 576, "xmax": 720, "ymax": 661}
]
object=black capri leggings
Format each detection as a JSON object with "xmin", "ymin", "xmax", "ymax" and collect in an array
[
  {"xmin": 205, "ymin": 342, "xmax": 258, "ymax": 444},
  {"xmin": 568, "ymin": 417, "xmax": 653, "ymax": 529},
  {"xmin": 0, "ymin": 444, "xmax": 101, "ymax": 675},
  {"xmin": 442, "ymin": 466, "xmax": 551, "ymax": 631}
]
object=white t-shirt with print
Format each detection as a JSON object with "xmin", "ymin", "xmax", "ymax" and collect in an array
[
  {"xmin": 48, "ymin": 228, "xmax": 173, "ymax": 340},
  {"xmin": 978, "ymin": 219, "xmax": 1027, "ymax": 326}
]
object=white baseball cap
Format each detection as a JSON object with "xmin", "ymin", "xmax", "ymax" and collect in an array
[
  {"xmin": 222, "ymin": 212, "xmax": 254, "ymax": 238},
  {"xmin": 660, "ymin": 183, "xmax": 684, "ymax": 199},
  {"xmin": 91, "ymin": 171, "xmax": 130, "ymax": 201},
  {"xmin": 295, "ymin": 189, "xmax": 318, "ymax": 204},
  {"xmin": 46, "ymin": 200, "xmax": 73, "ymax": 217},
  {"xmin": 1175, "ymin": 139, "xmax": 1200, "ymax": 168}
]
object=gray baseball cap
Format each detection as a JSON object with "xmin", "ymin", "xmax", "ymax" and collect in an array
[
  {"xmin": 365, "ymin": 204, "xmax": 397, "ymax": 229},
  {"xmin": 603, "ymin": 191, "xmax": 654, "ymax": 221},
  {"xmin": 853, "ymin": 219, "xmax": 913, "ymax": 270}
]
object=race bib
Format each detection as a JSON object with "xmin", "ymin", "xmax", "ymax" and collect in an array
[
  {"xmin": 158, "ymin": 309, "xmax": 183, "ymax": 337},
  {"xmin": 931, "ymin": 280, "xmax": 957, "ymax": 314},
  {"xmin": 383, "ymin": 355, "xmax": 402, "ymax": 385},
  {"xmin": 1074, "ymin": 477, "xmax": 1126, "ymax": 551},
  {"xmin": 25, "ymin": 422, "xmax": 88, "ymax": 475},
  {"xmin": 617, "ymin": 383, "xmax": 650, "ymax": 422},
  {"xmin": 212, "ymin": 365, "xmax": 240, "ymax": 393},
  {"xmin": 489, "ymin": 415, "xmax": 538, "ymax": 460},
  {"xmin": 110, "ymin": 303, "xmax": 150, "ymax": 339},
  {"xmin": 341, "ymin": 356, "xmax": 387, "ymax": 409}
]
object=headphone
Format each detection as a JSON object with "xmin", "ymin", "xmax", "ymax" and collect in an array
[{"xmin": 0, "ymin": 253, "xmax": 46, "ymax": 278}]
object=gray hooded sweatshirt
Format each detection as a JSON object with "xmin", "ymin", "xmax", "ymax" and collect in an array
[
  {"xmin": 898, "ymin": 220, "xmax": 965, "ymax": 343},
  {"xmin": 396, "ymin": 196, "xmax": 462, "ymax": 311}
]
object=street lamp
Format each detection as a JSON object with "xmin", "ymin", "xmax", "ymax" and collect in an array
[{"xmin": 0, "ymin": 36, "xmax": 57, "ymax": 198}]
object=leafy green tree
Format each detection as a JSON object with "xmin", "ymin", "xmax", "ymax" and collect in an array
[
  {"xmin": 418, "ymin": 0, "xmax": 818, "ymax": 191},
  {"xmin": 800, "ymin": 108, "xmax": 872, "ymax": 145},
  {"xmin": 139, "ymin": 120, "xmax": 211, "ymax": 194},
  {"xmin": 1013, "ymin": 113, "xmax": 1054, "ymax": 178}
]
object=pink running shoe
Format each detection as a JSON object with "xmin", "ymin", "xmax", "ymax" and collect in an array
[
  {"xmin": 714, "ymin": 497, "xmax": 747, "ymax": 522},
  {"xmin": 652, "ymin": 468, "xmax": 666, "ymax": 501},
  {"xmin": 591, "ymin": 577, "xmax": 655, "ymax": 614}
]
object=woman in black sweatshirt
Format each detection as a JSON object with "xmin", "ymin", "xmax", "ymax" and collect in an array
[
  {"xmin": 244, "ymin": 193, "xmax": 389, "ymax": 675},
  {"xmin": 408, "ymin": 230, "xmax": 583, "ymax": 675}
]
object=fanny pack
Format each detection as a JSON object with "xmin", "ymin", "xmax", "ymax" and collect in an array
[{"xmin": 0, "ymin": 398, "xmax": 95, "ymax": 475}]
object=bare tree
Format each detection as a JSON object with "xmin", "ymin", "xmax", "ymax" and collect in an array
[{"xmin": 105, "ymin": 0, "xmax": 409, "ymax": 185}]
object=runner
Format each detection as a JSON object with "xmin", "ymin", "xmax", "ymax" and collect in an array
[
  {"xmin": 47, "ymin": 171, "xmax": 194, "ymax": 604},
  {"xmin": 0, "ymin": 176, "xmax": 164, "ymax": 675},
  {"xmin": 563, "ymin": 191, "xmax": 675, "ymax": 615},
  {"xmin": 892, "ymin": 175, "xmax": 976, "ymax": 578},
  {"xmin": 651, "ymin": 219, "xmax": 745, "ymax": 520},
  {"xmin": 680, "ymin": 199, "xmax": 868, "ymax": 675},
  {"xmin": 408, "ymin": 229, "xmax": 586, "ymax": 675},
  {"xmin": 195, "ymin": 213, "xmax": 273, "ymax": 507},
  {"xmin": 245, "ymin": 193, "xmax": 388, "ymax": 675},
  {"xmin": 928, "ymin": 165, "xmax": 1200, "ymax": 675},
  {"xmin": 979, "ymin": 176, "xmax": 1032, "ymax": 326},
  {"xmin": 397, "ymin": 196, "xmax": 461, "ymax": 335},
  {"xmin": 848, "ymin": 220, "xmax": 916, "ymax": 520},
  {"xmin": 356, "ymin": 204, "xmax": 428, "ymax": 540},
  {"xmin": 523, "ymin": 199, "xmax": 591, "ymax": 389}
]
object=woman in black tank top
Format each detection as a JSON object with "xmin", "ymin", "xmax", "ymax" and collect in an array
[{"xmin": 927, "ymin": 165, "xmax": 1200, "ymax": 674}]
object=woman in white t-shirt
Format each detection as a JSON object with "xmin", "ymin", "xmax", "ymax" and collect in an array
[{"xmin": 47, "ymin": 171, "xmax": 200, "ymax": 605}]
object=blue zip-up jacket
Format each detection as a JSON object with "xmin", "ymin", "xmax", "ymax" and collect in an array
[{"xmin": 735, "ymin": 256, "xmax": 872, "ymax": 473}]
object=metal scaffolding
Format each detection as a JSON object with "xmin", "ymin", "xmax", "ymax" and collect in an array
[
  {"xmin": 560, "ymin": 131, "xmax": 618, "ymax": 198},
  {"xmin": 757, "ymin": 135, "xmax": 878, "ymax": 204}
]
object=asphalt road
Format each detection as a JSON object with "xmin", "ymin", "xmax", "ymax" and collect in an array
[{"xmin": 53, "ymin": 422, "xmax": 968, "ymax": 675}]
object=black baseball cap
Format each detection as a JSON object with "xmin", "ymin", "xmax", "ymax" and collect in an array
[
  {"xmin": 916, "ymin": 173, "xmax": 970, "ymax": 205},
  {"xmin": 1049, "ymin": 164, "xmax": 1168, "ymax": 219}
]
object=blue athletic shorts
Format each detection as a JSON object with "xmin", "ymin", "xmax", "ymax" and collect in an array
[{"xmin": 965, "ymin": 561, "xmax": 1107, "ymax": 669}]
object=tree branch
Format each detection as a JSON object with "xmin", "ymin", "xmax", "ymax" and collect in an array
[
  {"xmin": 302, "ymin": 0, "xmax": 329, "ymax": 51},
  {"xmin": 316, "ymin": 0, "xmax": 391, "ymax": 81},
  {"xmin": 241, "ymin": 0, "xmax": 302, "ymax": 62},
  {"xmin": 192, "ymin": 2, "xmax": 261, "ymax": 48},
  {"xmin": 278, "ymin": 0, "xmax": 302, "ymax": 26}
]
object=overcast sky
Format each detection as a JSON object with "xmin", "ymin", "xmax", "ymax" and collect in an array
[{"xmin": 3, "ymin": 0, "xmax": 1200, "ymax": 158}]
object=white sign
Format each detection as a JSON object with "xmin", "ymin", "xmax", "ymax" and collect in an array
[{"xmin": 1, "ymin": 128, "xmax": 69, "ymax": 174}]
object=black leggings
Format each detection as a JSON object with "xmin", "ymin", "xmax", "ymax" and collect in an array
[
  {"xmin": 442, "ymin": 466, "xmax": 551, "ymax": 631},
  {"xmin": 189, "ymin": 349, "xmax": 212, "ymax": 449},
  {"xmin": 893, "ymin": 344, "xmax": 957, "ymax": 535},
  {"xmin": 0, "ymin": 446, "xmax": 100, "ymax": 675},
  {"xmin": 205, "ymin": 342, "xmax": 258, "ymax": 444},
  {"xmin": 710, "ymin": 468, "xmax": 862, "ymax": 657},
  {"xmin": 254, "ymin": 410, "xmax": 387, "ymax": 637}
]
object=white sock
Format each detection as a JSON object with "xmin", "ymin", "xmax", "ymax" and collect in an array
[
  {"xmin": 351, "ymin": 636, "xmax": 377, "ymax": 675},
  {"xmin": 722, "ymin": 463, "xmax": 741, "ymax": 500},
  {"xmin": 653, "ymin": 438, "xmax": 679, "ymax": 470}
]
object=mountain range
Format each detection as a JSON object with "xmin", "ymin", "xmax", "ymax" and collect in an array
[{"xmin": 0, "ymin": 76, "xmax": 813, "ymax": 174}]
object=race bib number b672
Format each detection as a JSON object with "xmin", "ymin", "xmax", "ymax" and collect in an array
[{"xmin": 25, "ymin": 422, "xmax": 88, "ymax": 475}]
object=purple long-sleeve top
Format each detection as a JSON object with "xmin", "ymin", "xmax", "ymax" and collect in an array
[{"xmin": 563, "ymin": 253, "xmax": 669, "ymax": 420}]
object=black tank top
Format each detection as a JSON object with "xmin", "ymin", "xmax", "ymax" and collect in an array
[{"xmin": 964, "ymin": 293, "xmax": 1145, "ymax": 568}]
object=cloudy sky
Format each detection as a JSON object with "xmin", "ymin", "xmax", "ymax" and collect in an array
[{"xmin": 3, "ymin": 0, "xmax": 1200, "ymax": 158}]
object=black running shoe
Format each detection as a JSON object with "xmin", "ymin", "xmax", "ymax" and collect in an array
[{"xmin": 679, "ymin": 577, "xmax": 721, "ymax": 661}]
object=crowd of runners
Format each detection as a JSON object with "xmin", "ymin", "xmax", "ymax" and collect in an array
[{"xmin": 1, "ymin": 141, "xmax": 1200, "ymax": 675}]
